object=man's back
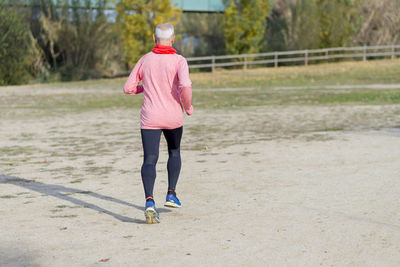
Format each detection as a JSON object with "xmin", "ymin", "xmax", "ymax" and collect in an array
[{"xmin": 123, "ymin": 51, "xmax": 192, "ymax": 129}]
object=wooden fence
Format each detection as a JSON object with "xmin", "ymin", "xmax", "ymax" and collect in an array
[{"xmin": 186, "ymin": 45, "xmax": 400, "ymax": 72}]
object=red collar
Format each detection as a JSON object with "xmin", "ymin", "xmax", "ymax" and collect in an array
[{"xmin": 152, "ymin": 44, "xmax": 176, "ymax": 54}]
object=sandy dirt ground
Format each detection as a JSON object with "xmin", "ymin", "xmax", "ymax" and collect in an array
[{"xmin": 1, "ymin": 86, "xmax": 400, "ymax": 266}]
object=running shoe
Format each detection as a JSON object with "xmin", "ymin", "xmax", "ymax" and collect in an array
[
  {"xmin": 144, "ymin": 201, "xmax": 160, "ymax": 224},
  {"xmin": 164, "ymin": 193, "xmax": 182, "ymax": 208}
]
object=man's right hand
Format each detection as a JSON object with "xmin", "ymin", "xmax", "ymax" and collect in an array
[{"xmin": 186, "ymin": 105, "xmax": 194, "ymax": 116}]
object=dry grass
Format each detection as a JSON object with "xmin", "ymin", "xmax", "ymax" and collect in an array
[{"xmin": 190, "ymin": 59, "xmax": 400, "ymax": 88}]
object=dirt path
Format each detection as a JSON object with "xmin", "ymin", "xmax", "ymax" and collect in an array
[
  {"xmin": 1, "ymin": 130, "xmax": 399, "ymax": 266},
  {"xmin": 1, "ymin": 87, "xmax": 400, "ymax": 266}
]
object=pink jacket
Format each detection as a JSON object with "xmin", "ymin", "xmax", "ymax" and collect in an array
[{"xmin": 123, "ymin": 52, "xmax": 193, "ymax": 129}]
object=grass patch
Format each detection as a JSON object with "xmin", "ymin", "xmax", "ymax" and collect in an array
[
  {"xmin": 16, "ymin": 192, "xmax": 30, "ymax": 195},
  {"xmin": 50, "ymin": 209, "xmax": 63, "ymax": 213},
  {"xmin": 1, "ymin": 146, "xmax": 35, "ymax": 156},
  {"xmin": 190, "ymin": 59, "xmax": 400, "ymax": 88},
  {"xmin": 85, "ymin": 166, "xmax": 113, "ymax": 176},
  {"xmin": 3, "ymin": 84, "xmax": 399, "ymax": 120},
  {"xmin": 192, "ymin": 88, "xmax": 400, "ymax": 109},
  {"xmin": 85, "ymin": 160, "xmax": 95, "ymax": 165},
  {"xmin": 70, "ymin": 179, "xmax": 84, "ymax": 184},
  {"xmin": 1, "ymin": 59, "xmax": 400, "ymax": 147},
  {"xmin": 0, "ymin": 195, "xmax": 17, "ymax": 199},
  {"xmin": 2, "ymin": 93, "xmax": 141, "ymax": 111},
  {"xmin": 50, "ymin": 215, "xmax": 78, "ymax": 218},
  {"xmin": 96, "ymin": 87, "xmax": 397, "ymax": 108},
  {"xmin": 1, "ymin": 59, "xmax": 400, "ymax": 120},
  {"xmin": 48, "ymin": 166, "xmax": 75, "ymax": 176}
]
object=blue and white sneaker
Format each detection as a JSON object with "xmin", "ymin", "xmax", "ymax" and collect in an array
[
  {"xmin": 164, "ymin": 193, "xmax": 182, "ymax": 208},
  {"xmin": 144, "ymin": 200, "xmax": 160, "ymax": 224}
]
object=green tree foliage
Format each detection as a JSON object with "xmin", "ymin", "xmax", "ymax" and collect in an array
[
  {"xmin": 30, "ymin": 0, "xmax": 119, "ymax": 80},
  {"xmin": 116, "ymin": 0, "xmax": 181, "ymax": 67},
  {"xmin": 58, "ymin": 0, "xmax": 118, "ymax": 80},
  {"xmin": 30, "ymin": 0, "xmax": 64, "ymax": 71},
  {"xmin": 223, "ymin": 0, "xmax": 270, "ymax": 54},
  {"xmin": 272, "ymin": 0, "xmax": 362, "ymax": 50},
  {"xmin": 0, "ymin": 6, "xmax": 38, "ymax": 85},
  {"xmin": 177, "ymin": 13, "xmax": 225, "ymax": 57},
  {"xmin": 286, "ymin": 0, "xmax": 320, "ymax": 50},
  {"xmin": 263, "ymin": 1, "xmax": 289, "ymax": 52},
  {"xmin": 316, "ymin": 0, "xmax": 362, "ymax": 48}
]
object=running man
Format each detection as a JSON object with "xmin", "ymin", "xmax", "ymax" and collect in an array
[{"xmin": 123, "ymin": 23, "xmax": 193, "ymax": 224}]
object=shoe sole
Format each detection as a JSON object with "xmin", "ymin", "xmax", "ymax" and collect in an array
[
  {"xmin": 164, "ymin": 201, "xmax": 181, "ymax": 208},
  {"xmin": 144, "ymin": 208, "xmax": 160, "ymax": 224}
]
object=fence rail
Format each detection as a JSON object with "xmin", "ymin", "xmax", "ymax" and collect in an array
[{"xmin": 186, "ymin": 45, "xmax": 400, "ymax": 72}]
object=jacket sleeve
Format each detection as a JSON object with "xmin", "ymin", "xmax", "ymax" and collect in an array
[
  {"xmin": 177, "ymin": 57, "xmax": 194, "ymax": 116},
  {"xmin": 123, "ymin": 57, "xmax": 144, "ymax": 95}
]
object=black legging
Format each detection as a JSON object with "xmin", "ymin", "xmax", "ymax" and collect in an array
[{"xmin": 140, "ymin": 126, "xmax": 183, "ymax": 199}]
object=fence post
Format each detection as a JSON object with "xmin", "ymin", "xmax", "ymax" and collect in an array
[
  {"xmin": 243, "ymin": 56, "xmax": 247, "ymax": 70},
  {"xmin": 363, "ymin": 45, "xmax": 367, "ymax": 61},
  {"xmin": 211, "ymin": 55, "xmax": 215, "ymax": 73},
  {"xmin": 392, "ymin": 44, "xmax": 395, "ymax": 60},
  {"xmin": 325, "ymin": 49, "xmax": 329, "ymax": 62},
  {"xmin": 305, "ymin": 50, "xmax": 308, "ymax": 66},
  {"xmin": 274, "ymin": 52, "xmax": 278, "ymax": 68}
]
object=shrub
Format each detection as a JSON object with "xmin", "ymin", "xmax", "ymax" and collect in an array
[{"xmin": 0, "ymin": 7, "xmax": 37, "ymax": 85}]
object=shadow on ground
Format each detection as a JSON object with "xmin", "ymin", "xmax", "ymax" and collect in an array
[{"xmin": 0, "ymin": 174, "xmax": 171, "ymax": 224}]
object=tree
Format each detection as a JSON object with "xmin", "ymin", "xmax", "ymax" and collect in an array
[
  {"xmin": 30, "ymin": 0, "xmax": 119, "ymax": 80},
  {"xmin": 30, "ymin": 0, "xmax": 64, "ymax": 70},
  {"xmin": 316, "ymin": 0, "xmax": 362, "ymax": 48},
  {"xmin": 357, "ymin": 0, "xmax": 400, "ymax": 45},
  {"xmin": 263, "ymin": 0, "xmax": 290, "ymax": 51},
  {"xmin": 0, "ymin": 6, "xmax": 38, "ymax": 85},
  {"xmin": 285, "ymin": 0, "xmax": 320, "ymax": 50},
  {"xmin": 57, "ymin": 0, "xmax": 118, "ymax": 80},
  {"xmin": 270, "ymin": 0, "xmax": 362, "ymax": 50},
  {"xmin": 116, "ymin": 0, "xmax": 181, "ymax": 67},
  {"xmin": 176, "ymin": 13, "xmax": 225, "ymax": 57},
  {"xmin": 223, "ymin": 0, "xmax": 270, "ymax": 55}
]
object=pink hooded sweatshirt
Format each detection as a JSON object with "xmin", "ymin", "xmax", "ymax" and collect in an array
[{"xmin": 123, "ymin": 51, "xmax": 193, "ymax": 129}]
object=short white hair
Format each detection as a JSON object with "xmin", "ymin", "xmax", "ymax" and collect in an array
[{"xmin": 155, "ymin": 23, "xmax": 174, "ymax": 41}]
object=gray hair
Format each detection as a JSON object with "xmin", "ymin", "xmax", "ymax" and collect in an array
[{"xmin": 155, "ymin": 23, "xmax": 174, "ymax": 41}]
